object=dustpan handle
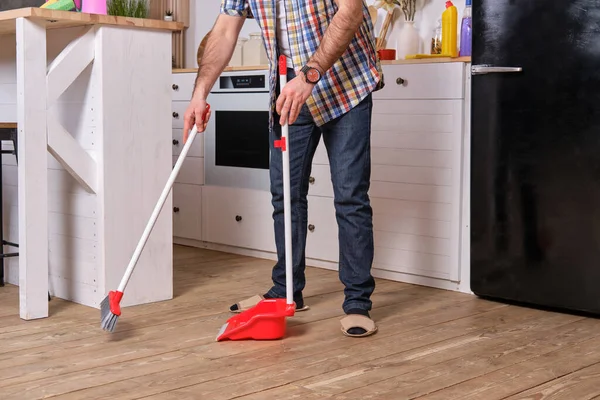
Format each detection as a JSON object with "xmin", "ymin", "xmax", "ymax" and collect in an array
[
  {"xmin": 117, "ymin": 106, "xmax": 210, "ymax": 293},
  {"xmin": 278, "ymin": 56, "xmax": 294, "ymax": 306}
]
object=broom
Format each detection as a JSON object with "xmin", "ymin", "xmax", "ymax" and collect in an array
[{"xmin": 100, "ymin": 104, "xmax": 210, "ymax": 332}]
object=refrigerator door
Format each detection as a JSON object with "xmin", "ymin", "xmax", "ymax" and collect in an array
[{"xmin": 470, "ymin": 0, "xmax": 600, "ymax": 313}]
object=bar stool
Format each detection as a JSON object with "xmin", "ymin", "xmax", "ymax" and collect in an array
[
  {"xmin": 0, "ymin": 123, "xmax": 50, "ymax": 301},
  {"xmin": 0, "ymin": 123, "xmax": 19, "ymax": 288}
]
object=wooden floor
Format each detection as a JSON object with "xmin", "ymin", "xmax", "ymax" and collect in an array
[{"xmin": 2, "ymin": 246, "xmax": 600, "ymax": 399}]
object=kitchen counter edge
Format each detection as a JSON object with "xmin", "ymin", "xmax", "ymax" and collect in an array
[{"xmin": 172, "ymin": 57, "xmax": 472, "ymax": 74}]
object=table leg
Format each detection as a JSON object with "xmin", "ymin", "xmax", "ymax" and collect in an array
[{"xmin": 16, "ymin": 17, "xmax": 48, "ymax": 320}]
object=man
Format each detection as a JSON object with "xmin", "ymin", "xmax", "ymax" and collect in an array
[{"xmin": 183, "ymin": 0, "xmax": 384, "ymax": 337}]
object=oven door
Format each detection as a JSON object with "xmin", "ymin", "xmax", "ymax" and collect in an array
[{"xmin": 204, "ymin": 91, "xmax": 271, "ymax": 191}]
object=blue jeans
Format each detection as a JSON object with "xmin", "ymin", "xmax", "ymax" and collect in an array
[{"xmin": 266, "ymin": 69, "xmax": 375, "ymax": 313}]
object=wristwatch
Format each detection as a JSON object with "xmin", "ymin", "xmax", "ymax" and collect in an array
[{"xmin": 301, "ymin": 65, "xmax": 322, "ymax": 84}]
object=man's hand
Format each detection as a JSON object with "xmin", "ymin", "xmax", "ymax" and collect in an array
[
  {"xmin": 276, "ymin": 75, "xmax": 314, "ymax": 125},
  {"xmin": 183, "ymin": 100, "xmax": 211, "ymax": 144}
]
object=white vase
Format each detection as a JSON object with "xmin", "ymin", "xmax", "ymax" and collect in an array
[
  {"xmin": 164, "ymin": 15, "xmax": 173, "ymax": 21},
  {"xmin": 396, "ymin": 21, "xmax": 420, "ymax": 60}
]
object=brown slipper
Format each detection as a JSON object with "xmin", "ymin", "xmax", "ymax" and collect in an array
[{"xmin": 340, "ymin": 314, "xmax": 378, "ymax": 338}]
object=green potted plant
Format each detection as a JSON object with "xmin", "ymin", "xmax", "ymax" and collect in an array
[
  {"xmin": 106, "ymin": 0, "xmax": 149, "ymax": 18},
  {"xmin": 164, "ymin": 10, "xmax": 173, "ymax": 21}
]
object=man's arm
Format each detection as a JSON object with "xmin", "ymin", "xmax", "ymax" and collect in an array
[
  {"xmin": 306, "ymin": 0, "xmax": 365, "ymax": 74},
  {"xmin": 276, "ymin": 0, "xmax": 365, "ymax": 125},
  {"xmin": 193, "ymin": 14, "xmax": 245, "ymax": 99},
  {"xmin": 183, "ymin": 14, "xmax": 245, "ymax": 142}
]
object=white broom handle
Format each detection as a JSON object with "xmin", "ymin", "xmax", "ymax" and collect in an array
[
  {"xmin": 279, "ymin": 63, "xmax": 293, "ymax": 306},
  {"xmin": 117, "ymin": 122, "xmax": 202, "ymax": 292}
]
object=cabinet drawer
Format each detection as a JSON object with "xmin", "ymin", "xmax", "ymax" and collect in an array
[
  {"xmin": 171, "ymin": 101, "xmax": 187, "ymax": 128},
  {"xmin": 308, "ymin": 164, "xmax": 333, "ymax": 198},
  {"xmin": 172, "ymin": 129, "xmax": 204, "ymax": 157},
  {"xmin": 202, "ymin": 186, "xmax": 275, "ymax": 253},
  {"xmin": 173, "ymin": 156, "xmax": 204, "ymax": 185},
  {"xmin": 374, "ymin": 63, "xmax": 465, "ymax": 100},
  {"xmin": 173, "ymin": 183, "xmax": 202, "ymax": 241},
  {"xmin": 306, "ymin": 196, "xmax": 338, "ymax": 262},
  {"xmin": 172, "ymin": 73, "xmax": 196, "ymax": 101}
]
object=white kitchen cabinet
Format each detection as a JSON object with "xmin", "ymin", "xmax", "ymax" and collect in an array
[
  {"xmin": 173, "ymin": 183, "xmax": 203, "ymax": 241},
  {"xmin": 171, "ymin": 60, "xmax": 471, "ymax": 292},
  {"xmin": 172, "ymin": 128, "xmax": 204, "ymax": 158},
  {"xmin": 374, "ymin": 63, "xmax": 464, "ymax": 100},
  {"xmin": 172, "ymin": 156, "xmax": 204, "ymax": 185},
  {"xmin": 308, "ymin": 164, "xmax": 334, "ymax": 198},
  {"xmin": 305, "ymin": 195, "xmax": 339, "ymax": 262},
  {"xmin": 171, "ymin": 71, "xmax": 205, "ymax": 242},
  {"xmin": 368, "ymin": 97, "xmax": 464, "ymax": 281},
  {"xmin": 171, "ymin": 72, "xmax": 196, "ymax": 101},
  {"xmin": 201, "ymin": 185, "xmax": 276, "ymax": 253}
]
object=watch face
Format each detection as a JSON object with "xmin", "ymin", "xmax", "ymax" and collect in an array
[{"xmin": 307, "ymin": 68, "xmax": 320, "ymax": 83}]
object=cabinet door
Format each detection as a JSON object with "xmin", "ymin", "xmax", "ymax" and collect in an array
[
  {"xmin": 172, "ymin": 128, "xmax": 204, "ymax": 158},
  {"xmin": 369, "ymin": 98, "xmax": 463, "ymax": 281},
  {"xmin": 171, "ymin": 73, "xmax": 196, "ymax": 101},
  {"xmin": 173, "ymin": 183, "xmax": 202, "ymax": 241},
  {"xmin": 306, "ymin": 195, "xmax": 339, "ymax": 262},
  {"xmin": 173, "ymin": 156, "xmax": 204, "ymax": 185},
  {"xmin": 308, "ymin": 164, "xmax": 334, "ymax": 198},
  {"xmin": 202, "ymin": 186, "xmax": 276, "ymax": 253}
]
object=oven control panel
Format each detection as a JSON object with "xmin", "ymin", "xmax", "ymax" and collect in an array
[
  {"xmin": 220, "ymin": 75, "xmax": 265, "ymax": 89},
  {"xmin": 212, "ymin": 70, "xmax": 270, "ymax": 93}
]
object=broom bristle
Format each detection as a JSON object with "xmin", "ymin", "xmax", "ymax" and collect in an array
[{"xmin": 100, "ymin": 294, "xmax": 120, "ymax": 332}]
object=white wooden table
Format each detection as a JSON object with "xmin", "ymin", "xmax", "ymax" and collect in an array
[{"xmin": 0, "ymin": 8, "xmax": 182, "ymax": 320}]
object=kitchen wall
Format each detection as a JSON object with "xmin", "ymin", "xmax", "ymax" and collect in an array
[{"xmin": 184, "ymin": 0, "xmax": 466, "ymax": 69}]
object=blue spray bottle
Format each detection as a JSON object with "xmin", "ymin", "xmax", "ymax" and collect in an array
[{"xmin": 459, "ymin": 0, "xmax": 472, "ymax": 57}]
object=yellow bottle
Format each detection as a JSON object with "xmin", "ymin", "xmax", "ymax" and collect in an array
[{"xmin": 442, "ymin": 1, "xmax": 458, "ymax": 57}]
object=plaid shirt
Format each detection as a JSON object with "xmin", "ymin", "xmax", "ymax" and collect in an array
[{"xmin": 220, "ymin": 0, "xmax": 384, "ymax": 128}]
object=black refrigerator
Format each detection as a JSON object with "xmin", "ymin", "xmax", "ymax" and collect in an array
[{"xmin": 470, "ymin": 0, "xmax": 600, "ymax": 314}]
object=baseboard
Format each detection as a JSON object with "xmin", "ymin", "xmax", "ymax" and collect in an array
[{"xmin": 173, "ymin": 237, "xmax": 473, "ymax": 294}]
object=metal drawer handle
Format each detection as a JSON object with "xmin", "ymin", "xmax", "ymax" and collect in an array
[
  {"xmin": 172, "ymin": 84, "xmax": 179, "ymax": 90},
  {"xmin": 309, "ymin": 176, "xmax": 315, "ymax": 184},
  {"xmin": 173, "ymin": 139, "xmax": 179, "ymax": 145},
  {"xmin": 173, "ymin": 207, "xmax": 180, "ymax": 213},
  {"xmin": 173, "ymin": 112, "xmax": 179, "ymax": 118},
  {"xmin": 235, "ymin": 215, "xmax": 242, "ymax": 222},
  {"xmin": 308, "ymin": 224, "xmax": 315, "ymax": 232},
  {"xmin": 396, "ymin": 77, "xmax": 405, "ymax": 85}
]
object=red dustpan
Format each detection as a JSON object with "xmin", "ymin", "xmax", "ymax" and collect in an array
[{"xmin": 216, "ymin": 56, "xmax": 296, "ymax": 342}]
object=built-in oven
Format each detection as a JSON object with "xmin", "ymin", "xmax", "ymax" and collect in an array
[{"xmin": 204, "ymin": 70, "xmax": 271, "ymax": 192}]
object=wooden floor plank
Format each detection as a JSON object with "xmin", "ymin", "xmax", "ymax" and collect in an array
[
  {"xmin": 62, "ymin": 302, "xmax": 510, "ymax": 400},
  {"xmin": 1, "ymin": 245, "xmax": 600, "ymax": 400},
  {"xmin": 295, "ymin": 313, "xmax": 585, "ymax": 397},
  {"xmin": 504, "ymin": 362, "xmax": 600, "ymax": 400},
  {"xmin": 0, "ymin": 279, "xmax": 406, "ymax": 385},
  {"xmin": 416, "ymin": 335, "xmax": 600, "ymax": 400},
  {"xmin": 17, "ymin": 290, "xmax": 496, "ymax": 399},
  {"xmin": 137, "ymin": 310, "xmax": 584, "ymax": 400},
  {"xmin": 325, "ymin": 316, "xmax": 600, "ymax": 400}
]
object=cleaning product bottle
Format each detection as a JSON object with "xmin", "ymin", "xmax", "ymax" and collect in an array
[
  {"xmin": 459, "ymin": 0, "xmax": 472, "ymax": 56},
  {"xmin": 431, "ymin": 19, "xmax": 442, "ymax": 54},
  {"xmin": 442, "ymin": 1, "xmax": 458, "ymax": 58}
]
